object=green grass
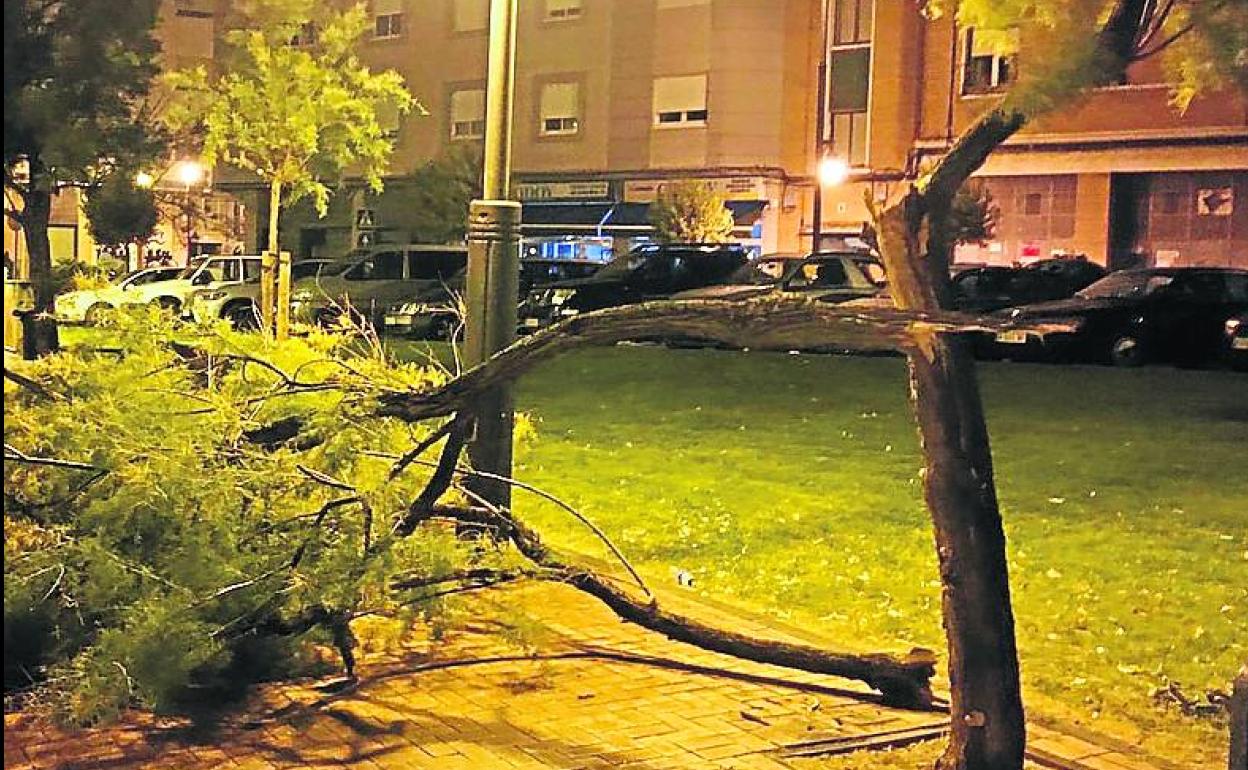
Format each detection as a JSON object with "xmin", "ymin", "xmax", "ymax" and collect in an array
[{"xmin": 451, "ymin": 345, "xmax": 1243, "ymax": 769}]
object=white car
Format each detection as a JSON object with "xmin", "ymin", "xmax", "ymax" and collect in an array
[
  {"xmin": 55, "ymin": 256, "xmax": 264, "ymax": 323},
  {"xmin": 53, "ymin": 267, "xmax": 183, "ymax": 323}
]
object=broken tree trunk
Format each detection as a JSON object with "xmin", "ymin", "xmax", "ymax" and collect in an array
[{"xmin": 874, "ymin": 185, "xmax": 1025, "ymax": 770}]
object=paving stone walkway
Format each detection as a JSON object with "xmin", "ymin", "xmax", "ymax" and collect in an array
[{"xmin": 4, "ymin": 582, "xmax": 1172, "ymax": 770}]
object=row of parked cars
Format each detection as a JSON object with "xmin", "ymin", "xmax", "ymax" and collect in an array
[
  {"xmin": 514, "ymin": 243, "xmax": 1247, "ymax": 369},
  {"xmin": 53, "ymin": 242, "xmax": 1246, "ymax": 369}
]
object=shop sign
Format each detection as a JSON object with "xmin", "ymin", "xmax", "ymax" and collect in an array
[
  {"xmin": 515, "ymin": 181, "xmax": 611, "ymax": 201},
  {"xmin": 623, "ymin": 176, "xmax": 766, "ymax": 203}
]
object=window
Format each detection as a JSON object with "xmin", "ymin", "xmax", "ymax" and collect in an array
[
  {"xmin": 546, "ymin": 0, "xmax": 582, "ymax": 21},
  {"xmin": 346, "ymin": 251, "xmax": 404, "ymax": 281},
  {"xmin": 825, "ymin": 0, "xmax": 871, "ymax": 167},
  {"xmin": 408, "ymin": 250, "xmax": 467, "ymax": 280},
  {"xmin": 450, "ymin": 89, "xmax": 486, "ymax": 140},
  {"xmin": 832, "ymin": 0, "xmax": 872, "ymax": 45},
  {"xmin": 963, "ymin": 27, "xmax": 1018, "ymax": 94},
  {"xmin": 657, "ymin": 0, "xmax": 710, "ymax": 7},
  {"xmin": 539, "ymin": 82, "xmax": 580, "ymax": 136},
  {"xmin": 453, "ymin": 0, "xmax": 488, "ymax": 32},
  {"xmin": 1023, "ymin": 192, "xmax": 1043, "ymax": 216},
  {"xmin": 653, "ymin": 75, "xmax": 708, "ymax": 127},
  {"xmin": 372, "ymin": 0, "xmax": 402, "ymax": 38},
  {"xmin": 242, "ymin": 260, "xmax": 262, "ymax": 282}
]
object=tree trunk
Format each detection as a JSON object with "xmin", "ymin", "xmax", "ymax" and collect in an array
[
  {"xmin": 261, "ymin": 180, "xmax": 281, "ymax": 335},
  {"xmin": 20, "ymin": 158, "xmax": 60, "ymax": 357},
  {"xmin": 875, "ymin": 192, "xmax": 1024, "ymax": 770}
]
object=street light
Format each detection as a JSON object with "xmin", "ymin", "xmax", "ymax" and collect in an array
[
  {"xmin": 811, "ymin": 0, "xmax": 831, "ymax": 252},
  {"xmin": 134, "ymin": 171, "xmax": 155, "ymax": 189},
  {"xmin": 464, "ymin": 0, "xmax": 520, "ymax": 510},
  {"xmin": 173, "ymin": 160, "xmax": 204, "ymax": 262},
  {"xmin": 818, "ymin": 156, "xmax": 850, "ymax": 187}
]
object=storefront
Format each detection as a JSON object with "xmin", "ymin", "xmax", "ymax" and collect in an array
[{"xmin": 514, "ymin": 175, "xmax": 776, "ymax": 262}]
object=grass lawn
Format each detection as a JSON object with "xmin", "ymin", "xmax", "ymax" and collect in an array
[{"xmin": 450, "ymin": 345, "xmax": 1243, "ymax": 770}]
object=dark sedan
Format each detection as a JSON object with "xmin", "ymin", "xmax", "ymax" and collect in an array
[
  {"xmin": 518, "ymin": 243, "xmax": 748, "ymax": 332},
  {"xmin": 951, "ymin": 261, "xmax": 1103, "ymax": 313},
  {"xmin": 989, "ymin": 267, "xmax": 1248, "ymax": 367},
  {"xmin": 671, "ymin": 251, "xmax": 886, "ymax": 305}
]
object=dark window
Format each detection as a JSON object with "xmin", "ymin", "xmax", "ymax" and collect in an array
[
  {"xmin": 408, "ymin": 250, "xmax": 467, "ymax": 280},
  {"xmin": 346, "ymin": 251, "xmax": 403, "ymax": 280},
  {"xmin": 375, "ymin": 13, "xmax": 402, "ymax": 38},
  {"xmin": 220, "ymin": 259, "xmax": 243, "ymax": 282},
  {"xmin": 963, "ymin": 28, "xmax": 1018, "ymax": 94},
  {"xmin": 1160, "ymin": 191, "xmax": 1183, "ymax": 215},
  {"xmin": 1023, "ymin": 192, "xmax": 1043, "ymax": 216},
  {"xmin": 829, "ymin": 48, "xmax": 870, "ymax": 112},
  {"xmin": 242, "ymin": 260, "xmax": 262, "ymax": 282},
  {"xmin": 1225, "ymin": 274, "xmax": 1248, "ymax": 301}
]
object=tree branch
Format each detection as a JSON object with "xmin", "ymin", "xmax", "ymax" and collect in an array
[{"xmin": 376, "ymin": 299, "xmax": 1070, "ymax": 424}]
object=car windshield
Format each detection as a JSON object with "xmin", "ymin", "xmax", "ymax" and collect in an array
[{"xmin": 1078, "ymin": 271, "xmax": 1174, "ymax": 300}]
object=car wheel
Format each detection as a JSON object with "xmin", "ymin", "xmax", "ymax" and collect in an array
[
  {"xmin": 224, "ymin": 302, "xmax": 260, "ymax": 331},
  {"xmin": 84, "ymin": 303, "xmax": 113, "ymax": 325},
  {"xmin": 1108, "ymin": 334, "xmax": 1146, "ymax": 367}
]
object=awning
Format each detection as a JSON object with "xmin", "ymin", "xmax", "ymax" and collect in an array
[{"xmin": 521, "ymin": 200, "xmax": 768, "ymax": 236}]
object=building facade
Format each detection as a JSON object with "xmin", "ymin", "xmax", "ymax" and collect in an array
[{"xmin": 207, "ymin": 0, "xmax": 1245, "ymax": 268}]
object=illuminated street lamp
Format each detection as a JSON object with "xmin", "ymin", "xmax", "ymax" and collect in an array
[
  {"xmin": 173, "ymin": 160, "xmax": 205, "ymax": 261},
  {"xmin": 818, "ymin": 156, "xmax": 850, "ymax": 187},
  {"xmin": 134, "ymin": 171, "xmax": 155, "ymax": 189}
]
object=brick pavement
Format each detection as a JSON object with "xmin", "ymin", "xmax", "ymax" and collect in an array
[{"xmin": 3, "ymin": 582, "xmax": 1172, "ymax": 770}]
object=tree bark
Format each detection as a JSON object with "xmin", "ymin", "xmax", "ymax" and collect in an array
[
  {"xmin": 261, "ymin": 180, "xmax": 281, "ymax": 335},
  {"xmin": 875, "ymin": 187, "xmax": 1025, "ymax": 768},
  {"xmin": 20, "ymin": 156, "xmax": 59, "ymax": 357},
  {"xmin": 376, "ymin": 298, "xmax": 1070, "ymax": 423}
]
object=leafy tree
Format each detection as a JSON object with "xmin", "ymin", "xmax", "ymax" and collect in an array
[
  {"xmin": 385, "ymin": 145, "xmax": 483, "ymax": 244},
  {"xmin": 82, "ymin": 173, "xmax": 160, "ymax": 271},
  {"xmin": 3, "ymin": 0, "xmax": 163, "ymax": 353},
  {"xmin": 648, "ymin": 181, "xmax": 735, "ymax": 244},
  {"xmin": 162, "ymin": 0, "xmax": 415, "ymax": 337},
  {"xmin": 865, "ymin": 2, "xmax": 1247, "ymax": 768}
]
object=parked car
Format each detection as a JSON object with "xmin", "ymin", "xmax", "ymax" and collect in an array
[
  {"xmin": 1225, "ymin": 312, "xmax": 1248, "ymax": 370},
  {"xmin": 519, "ymin": 258, "xmax": 602, "ymax": 297},
  {"xmin": 518, "ymin": 243, "xmax": 749, "ymax": 332},
  {"xmin": 672, "ymin": 251, "xmax": 885, "ymax": 304},
  {"xmin": 53, "ymin": 266, "xmax": 183, "ymax": 323},
  {"xmin": 950, "ymin": 266, "xmax": 1076, "ymax": 313},
  {"xmin": 185, "ymin": 258, "xmax": 346, "ymax": 329},
  {"xmin": 290, "ymin": 244, "xmax": 468, "ymax": 328},
  {"xmin": 1022, "ymin": 257, "xmax": 1107, "ymax": 292},
  {"xmin": 989, "ymin": 267, "xmax": 1248, "ymax": 366}
]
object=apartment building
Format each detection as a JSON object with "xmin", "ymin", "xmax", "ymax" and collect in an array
[
  {"xmin": 816, "ymin": 0, "xmax": 1248, "ymax": 268},
  {"xmin": 203, "ymin": 0, "xmax": 1247, "ymax": 268}
]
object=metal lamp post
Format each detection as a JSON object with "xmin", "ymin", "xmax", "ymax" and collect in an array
[
  {"xmin": 811, "ymin": 0, "xmax": 830, "ymax": 252},
  {"xmin": 174, "ymin": 160, "xmax": 204, "ymax": 263},
  {"xmin": 464, "ymin": 0, "xmax": 521, "ymax": 510}
]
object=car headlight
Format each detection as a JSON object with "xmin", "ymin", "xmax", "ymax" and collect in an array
[
  {"xmin": 1227, "ymin": 318, "xmax": 1242, "ymax": 335},
  {"xmin": 198, "ymin": 290, "xmax": 228, "ymax": 301},
  {"xmin": 292, "ymin": 290, "xmax": 313, "ymax": 302},
  {"xmin": 550, "ymin": 288, "xmax": 576, "ymax": 306}
]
